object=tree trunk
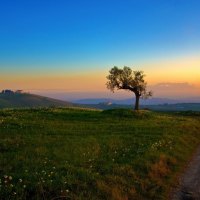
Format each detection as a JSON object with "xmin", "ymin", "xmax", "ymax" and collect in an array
[{"xmin": 134, "ymin": 95, "xmax": 140, "ymax": 110}]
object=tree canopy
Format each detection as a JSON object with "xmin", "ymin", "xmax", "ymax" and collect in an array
[{"xmin": 106, "ymin": 66, "xmax": 152, "ymax": 110}]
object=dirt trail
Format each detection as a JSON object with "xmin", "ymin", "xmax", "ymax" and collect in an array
[{"xmin": 171, "ymin": 147, "xmax": 200, "ymax": 200}]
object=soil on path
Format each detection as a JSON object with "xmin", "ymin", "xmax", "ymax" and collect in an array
[{"xmin": 171, "ymin": 147, "xmax": 200, "ymax": 200}]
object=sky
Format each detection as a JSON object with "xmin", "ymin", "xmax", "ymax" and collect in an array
[{"xmin": 0, "ymin": 0, "xmax": 200, "ymax": 99}]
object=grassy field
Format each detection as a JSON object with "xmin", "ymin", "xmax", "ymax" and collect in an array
[{"xmin": 0, "ymin": 108, "xmax": 200, "ymax": 200}]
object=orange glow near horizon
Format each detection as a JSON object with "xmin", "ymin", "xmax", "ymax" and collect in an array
[
  {"xmin": 0, "ymin": 73, "xmax": 106, "ymax": 91},
  {"xmin": 144, "ymin": 56, "xmax": 200, "ymax": 85},
  {"xmin": 1, "ymin": 56, "xmax": 200, "ymax": 95}
]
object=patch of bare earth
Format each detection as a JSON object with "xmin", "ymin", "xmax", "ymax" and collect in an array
[{"xmin": 171, "ymin": 147, "xmax": 200, "ymax": 200}]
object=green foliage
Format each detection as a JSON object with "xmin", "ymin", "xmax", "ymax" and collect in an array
[
  {"xmin": 106, "ymin": 66, "xmax": 152, "ymax": 97},
  {"xmin": 106, "ymin": 66, "xmax": 152, "ymax": 110},
  {"xmin": 0, "ymin": 108, "xmax": 200, "ymax": 199}
]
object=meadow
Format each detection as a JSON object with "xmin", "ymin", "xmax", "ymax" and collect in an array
[{"xmin": 0, "ymin": 108, "xmax": 200, "ymax": 200}]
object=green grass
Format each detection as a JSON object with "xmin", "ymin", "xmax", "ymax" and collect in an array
[{"xmin": 0, "ymin": 108, "xmax": 200, "ymax": 199}]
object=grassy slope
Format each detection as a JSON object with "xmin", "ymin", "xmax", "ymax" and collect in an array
[
  {"xmin": 0, "ymin": 93, "xmax": 74, "ymax": 108},
  {"xmin": 0, "ymin": 108, "xmax": 200, "ymax": 199}
]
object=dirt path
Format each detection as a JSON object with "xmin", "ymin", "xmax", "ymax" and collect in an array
[{"xmin": 171, "ymin": 147, "xmax": 200, "ymax": 200}]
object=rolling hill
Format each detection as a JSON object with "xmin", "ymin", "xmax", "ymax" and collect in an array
[
  {"xmin": 73, "ymin": 97, "xmax": 200, "ymax": 105},
  {"xmin": 0, "ymin": 92, "xmax": 74, "ymax": 109},
  {"xmin": 86, "ymin": 102, "xmax": 200, "ymax": 111}
]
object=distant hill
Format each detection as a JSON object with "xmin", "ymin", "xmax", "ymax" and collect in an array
[
  {"xmin": 0, "ymin": 93, "xmax": 74, "ymax": 109},
  {"xmin": 85, "ymin": 102, "xmax": 200, "ymax": 111},
  {"xmin": 74, "ymin": 97, "xmax": 200, "ymax": 105}
]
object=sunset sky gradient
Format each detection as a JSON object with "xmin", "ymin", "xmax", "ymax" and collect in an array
[{"xmin": 0, "ymin": 0, "xmax": 200, "ymax": 99}]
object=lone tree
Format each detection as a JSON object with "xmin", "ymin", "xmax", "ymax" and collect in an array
[{"xmin": 106, "ymin": 66, "xmax": 152, "ymax": 110}]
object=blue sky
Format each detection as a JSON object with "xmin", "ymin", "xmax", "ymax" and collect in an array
[{"xmin": 0, "ymin": 0, "xmax": 200, "ymax": 98}]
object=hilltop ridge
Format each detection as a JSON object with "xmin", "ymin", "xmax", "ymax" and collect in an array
[{"xmin": 0, "ymin": 91, "xmax": 74, "ymax": 109}]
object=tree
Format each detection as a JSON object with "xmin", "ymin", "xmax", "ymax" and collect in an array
[{"xmin": 106, "ymin": 66, "xmax": 152, "ymax": 110}]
